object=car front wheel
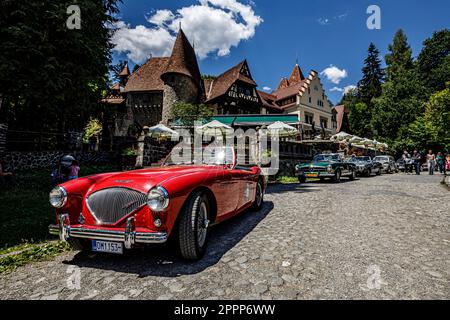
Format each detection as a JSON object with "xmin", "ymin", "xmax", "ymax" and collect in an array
[
  {"xmin": 332, "ymin": 170, "xmax": 341, "ymax": 183},
  {"xmin": 349, "ymin": 170, "xmax": 356, "ymax": 180},
  {"xmin": 179, "ymin": 191, "xmax": 210, "ymax": 260},
  {"xmin": 251, "ymin": 181, "xmax": 264, "ymax": 211}
]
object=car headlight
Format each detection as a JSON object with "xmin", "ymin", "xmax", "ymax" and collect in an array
[
  {"xmin": 147, "ymin": 186, "xmax": 169, "ymax": 212},
  {"xmin": 327, "ymin": 165, "xmax": 333, "ymax": 173},
  {"xmin": 49, "ymin": 186, "xmax": 68, "ymax": 208}
]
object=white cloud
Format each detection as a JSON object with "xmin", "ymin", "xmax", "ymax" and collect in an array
[
  {"xmin": 317, "ymin": 12, "xmax": 348, "ymax": 26},
  {"xmin": 320, "ymin": 65, "xmax": 348, "ymax": 84},
  {"xmin": 344, "ymin": 85, "xmax": 357, "ymax": 94},
  {"xmin": 262, "ymin": 86, "xmax": 271, "ymax": 91},
  {"xmin": 111, "ymin": 0, "xmax": 263, "ymax": 63},
  {"xmin": 330, "ymin": 86, "xmax": 343, "ymax": 92},
  {"xmin": 329, "ymin": 85, "xmax": 357, "ymax": 95}
]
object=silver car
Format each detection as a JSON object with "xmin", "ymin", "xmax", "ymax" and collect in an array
[{"xmin": 373, "ymin": 155, "xmax": 397, "ymax": 173}]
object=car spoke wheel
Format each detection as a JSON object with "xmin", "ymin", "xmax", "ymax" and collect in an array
[
  {"xmin": 251, "ymin": 181, "xmax": 264, "ymax": 211},
  {"xmin": 179, "ymin": 191, "xmax": 210, "ymax": 260}
]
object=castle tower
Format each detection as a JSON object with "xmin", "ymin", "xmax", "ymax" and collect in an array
[{"xmin": 160, "ymin": 29, "xmax": 202, "ymax": 125}]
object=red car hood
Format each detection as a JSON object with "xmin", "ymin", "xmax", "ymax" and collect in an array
[{"xmin": 87, "ymin": 165, "xmax": 214, "ymax": 195}]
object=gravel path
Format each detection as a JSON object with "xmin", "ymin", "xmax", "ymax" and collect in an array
[{"xmin": 1, "ymin": 173, "xmax": 449, "ymax": 300}]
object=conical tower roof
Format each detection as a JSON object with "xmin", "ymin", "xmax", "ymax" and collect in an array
[
  {"xmin": 118, "ymin": 62, "xmax": 130, "ymax": 77},
  {"xmin": 288, "ymin": 64, "xmax": 305, "ymax": 84},
  {"xmin": 161, "ymin": 29, "xmax": 201, "ymax": 87}
]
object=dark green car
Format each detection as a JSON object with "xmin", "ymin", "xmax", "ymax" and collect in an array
[{"xmin": 295, "ymin": 153, "xmax": 357, "ymax": 183}]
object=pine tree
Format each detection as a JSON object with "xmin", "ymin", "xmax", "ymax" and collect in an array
[
  {"xmin": 385, "ymin": 29, "xmax": 414, "ymax": 80},
  {"xmin": 357, "ymin": 43, "xmax": 384, "ymax": 106}
]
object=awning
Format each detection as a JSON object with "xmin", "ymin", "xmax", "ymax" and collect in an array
[
  {"xmin": 213, "ymin": 115, "xmax": 299, "ymax": 127},
  {"xmin": 172, "ymin": 114, "xmax": 300, "ymax": 127}
]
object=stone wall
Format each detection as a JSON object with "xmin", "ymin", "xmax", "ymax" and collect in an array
[
  {"xmin": 2, "ymin": 151, "xmax": 116, "ymax": 172},
  {"xmin": 143, "ymin": 137, "xmax": 176, "ymax": 166},
  {"xmin": 162, "ymin": 75, "xmax": 198, "ymax": 124},
  {"xmin": 0, "ymin": 123, "xmax": 7, "ymax": 154}
]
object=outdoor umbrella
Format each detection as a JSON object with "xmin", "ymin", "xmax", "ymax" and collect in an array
[
  {"xmin": 349, "ymin": 136, "xmax": 364, "ymax": 143},
  {"xmin": 148, "ymin": 123, "xmax": 179, "ymax": 138},
  {"xmin": 267, "ymin": 121, "xmax": 298, "ymax": 137},
  {"xmin": 196, "ymin": 120, "xmax": 234, "ymax": 139},
  {"xmin": 331, "ymin": 131, "xmax": 352, "ymax": 141}
]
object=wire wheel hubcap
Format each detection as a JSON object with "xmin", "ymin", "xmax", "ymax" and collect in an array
[
  {"xmin": 256, "ymin": 183, "xmax": 262, "ymax": 207},
  {"xmin": 197, "ymin": 201, "xmax": 208, "ymax": 247}
]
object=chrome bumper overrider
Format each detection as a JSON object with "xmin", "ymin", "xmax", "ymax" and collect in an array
[{"xmin": 49, "ymin": 214, "xmax": 167, "ymax": 249}]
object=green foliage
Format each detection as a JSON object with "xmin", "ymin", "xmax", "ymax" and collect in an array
[
  {"xmin": 201, "ymin": 74, "xmax": 217, "ymax": 80},
  {"xmin": 83, "ymin": 118, "xmax": 102, "ymax": 143},
  {"xmin": 416, "ymin": 29, "xmax": 450, "ymax": 94},
  {"xmin": 0, "ymin": 0, "xmax": 120, "ymax": 136},
  {"xmin": 348, "ymin": 102, "xmax": 373, "ymax": 137},
  {"xmin": 357, "ymin": 43, "xmax": 384, "ymax": 106},
  {"xmin": 424, "ymin": 88, "xmax": 450, "ymax": 150},
  {"xmin": 171, "ymin": 103, "xmax": 214, "ymax": 127},
  {"xmin": 0, "ymin": 241, "xmax": 70, "ymax": 274},
  {"xmin": 121, "ymin": 147, "xmax": 137, "ymax": 156},
  {"xmin": 385, "ymin": 29, "xmax": 414, "ymax": 81}
]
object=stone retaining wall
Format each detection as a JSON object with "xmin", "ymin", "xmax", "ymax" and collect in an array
[{"xmin": 1, "ymin": 151, "xmax": 116, "ymax": 172}]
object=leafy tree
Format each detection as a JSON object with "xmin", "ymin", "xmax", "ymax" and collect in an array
[
  {"xmin": 416, "ymin": 29, "xmax": 450, "ymax": 94},
  {"xmin": 385, "ymin": 29, "xmax": 414, "ymax": 81},
  {"xmin": 348, "ymin": 102, "xmax": 373, "ymax": 137},
  {"xmin": 357, "ymin": 43, "xmax": 384, "ymax": 106},
  {"xmin": 372, "ymin": 30, "xmax": 424, "ymax": 144},
  {"xmin": 83, "ymin": 118, "xmax": 103, "ymax": 144},
  {"xmin": 424, "ymin": 87, "xmax": 450, "ymax": 150},
  {"xmin": 0, "ymin": 0, "xmax": 120, "ymax": 145},
  {"xmin": 171, "ymin": 103, "xmax": 214, "ymax": 127}
]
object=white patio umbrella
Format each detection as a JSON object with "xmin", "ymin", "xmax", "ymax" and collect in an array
[
  {"xmin": 349, "ymin": 135, "xmax": 364, "ymax": 143},
  {"xmin": 148, "ymin": 123, "xmax": 179, "ymax": 138},
  {"xmin": 196, "ymin": 120, "xmax": 233, "ymax": 139},
  {"xmin": 331, "ymin": 131, "xmax": 352, "ymax": 141},
  {"xmin": 267, "ymin": 121, "xmax": 298, "ymax": 137}
]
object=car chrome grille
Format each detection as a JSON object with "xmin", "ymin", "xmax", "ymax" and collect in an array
[{"xmin": 86, "ymin": 188, "xmax": 147, "ymax": 224}]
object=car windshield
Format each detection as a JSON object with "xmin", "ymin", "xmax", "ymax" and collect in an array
[
  {"xmin": 374, "ymin": 156, "xmax": 388, "ymax": 162},
  {"xmin": 348, "ymin": 156, "xmax": 370, "ymax": 163},
  {"xmin": 313, "ymin": 154, "xmax": 340, "ymax": 162},
  {"xmin": 162, "ymin": 146, "xmax": 235, "ymax": 167}
]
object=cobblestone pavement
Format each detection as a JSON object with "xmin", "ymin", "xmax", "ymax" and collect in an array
[{"xmin": 1, "ymin": 174, "xmax": 449, "ymax": 300}]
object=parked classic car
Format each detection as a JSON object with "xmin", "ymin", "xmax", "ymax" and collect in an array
[
  {"xmin": 346, "ymin": 156, "xmax": 382, "ymax": 177},
  {"xmin": 373, "ymin": 155, "xmax": 398, "ymax": 173},
  {"xmin": 295, "ymin": 153, "xmax": 356, "ymax": 183},
  {"xmin": 49, "ymin": 146, "xmax": 265, "ymax": 260}
]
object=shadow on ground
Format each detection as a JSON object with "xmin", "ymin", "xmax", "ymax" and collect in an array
[{"xmin": 63, "ymin": 201, "xmax": 274, "ymax": 278}]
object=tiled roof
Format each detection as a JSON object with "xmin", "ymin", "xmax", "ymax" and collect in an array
[
  {"xmin": 332, "ymin": 105, "xmax": 349, "ymax": 133},
  {"xmin": 277, "ymin": 78, "xmax": 289, "ymax": 90},
  {"xmin": 257, "ymin": 90, "xmax": 283, "ymax": 111},
  {"xmin": 271, "ymin": 81, "xmax": 305, "ymax": 101},
  {"xmin": 161, "ymin": 29, "xmax": 201, "ymax": 87},
  {"xmin": 289, "ymin": 64, "xmax": 305, "ymax": 84},
  {"xmin": 124, "ymin": 57, "xmax": 169, "ymax": 92},
  {"xmin": 204, "ymin": 60, "xmax": 257, "ymax": 102},
  {"xmin": 119, "ymin": 63, "xmax": 130, "ymax": 77}
]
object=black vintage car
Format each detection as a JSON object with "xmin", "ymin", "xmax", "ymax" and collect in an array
[{"xmin": 346, "ymin": 156, "xmax": 382, "ymax": 177}]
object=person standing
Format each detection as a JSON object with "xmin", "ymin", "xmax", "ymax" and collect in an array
[
  {"xmin": 436, "ymin": 152, "xmax": 445, "ymax": 175},
  {"xmin": 426, "ymin": 150, "xmax": 436, "ymax": 175},
  {"xmin": 402, "ymin": 150, "xmax": 412, "ymax": 174},
  {"xmin": 412, "ymin": 150, "xmax": 422, "ymax": 175},
  {"xmin": 68, "ymin": 160, "xmax": 80, "ymax": 180},
  {"xmin": 446, "ymin": 154, "xmax": 450, "ymax": 175}
]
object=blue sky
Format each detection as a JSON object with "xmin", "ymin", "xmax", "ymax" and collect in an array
[{"xmin": 112, "ymin": 0, "xmax": 450, "ymax": 104}]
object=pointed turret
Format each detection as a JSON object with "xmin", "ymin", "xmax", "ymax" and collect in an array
[
  {"xmin": 277, "ymin": 77, "xmax": 290, "ymax": 90},
  {"xmin": 288, "ymin": 64, "xmax": 305, "ymax": 84},
  {"xmin": 119, "ymin": 62, "xmax": 130, "ymax": 77},
  {"xmin": 161, "ymin": 28, "xmax": 201, "ymax": 87}
]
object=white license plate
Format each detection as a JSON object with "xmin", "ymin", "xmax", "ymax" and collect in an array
[{"xmin": 92, "ymin": 240, "xmax": 123, "ymax": 254}]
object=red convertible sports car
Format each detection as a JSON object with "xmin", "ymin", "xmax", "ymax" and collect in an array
[{"xmin": 49, "ymin": 146, "xmax": 265, "ymax": 260}]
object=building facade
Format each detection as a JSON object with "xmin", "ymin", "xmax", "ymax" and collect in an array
[{"xmin": 261, "ymin": 64, "xmax": 335, "ymax": 139}]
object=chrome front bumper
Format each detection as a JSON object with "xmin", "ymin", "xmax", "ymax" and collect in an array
[
  {"xmin": 296, "ymin": 172, "xmax": 334, "ymax": 177},
  {"xmin": 49, "ymin": 214, "xmax": 167, "ymax": 249}
]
